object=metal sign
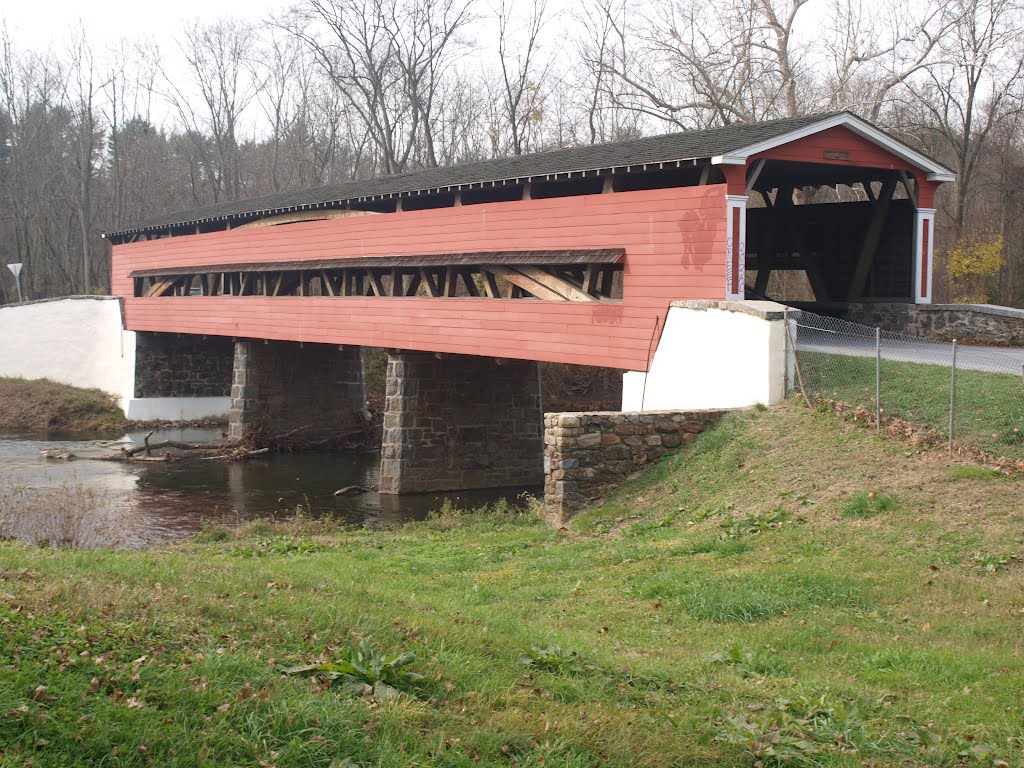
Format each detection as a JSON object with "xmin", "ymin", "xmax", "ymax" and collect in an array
[{"xmin": 7, "ymin": 262, "xmax": 24, "ymax": 302}]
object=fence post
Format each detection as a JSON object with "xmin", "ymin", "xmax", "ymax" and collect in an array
[
  {"xmin": 948, "ymin": 339, "xmax": 958, "ymax": 456},
  {"xmin": 784, "ymin": 308, "xmax": 790, "ymax": 395},
  {"xmin": 875, "ymin": 327, "xmax": 881, "ymax": 433}
]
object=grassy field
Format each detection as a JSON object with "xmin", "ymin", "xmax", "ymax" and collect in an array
[
  {"xmin": 800, "ymin": 351, "xmax": 1024, "ymax": 461},
  {"xmin": 2, "ymin": 404, "xmax": 1023, "ymax": 767},
  {"xmin": 0, "ymin": 377, "xmax": 125, "ymax": 434}
]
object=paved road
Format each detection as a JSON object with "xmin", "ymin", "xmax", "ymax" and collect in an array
[{"xmin": 797, "ymin": 327, "xmax": 1024, "ymax": 376}]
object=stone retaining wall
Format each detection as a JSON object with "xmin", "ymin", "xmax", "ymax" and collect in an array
[
  {"xmin": 847, "ymin": 303, "xmax": 1024, "ymax": 346},
  {"xmin": 543, "ymin": 409, "xmax": 729, "ymax": 523}
]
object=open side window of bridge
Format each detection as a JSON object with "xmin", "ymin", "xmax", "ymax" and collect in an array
[{"xmin": 130, "ymin": 249, "xmax": 625, "ymax": 303}]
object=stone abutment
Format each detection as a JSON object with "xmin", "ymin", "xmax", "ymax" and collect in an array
[{"xmin": 134, "ymin": 332, "xmax": 234, "ymax": 398}]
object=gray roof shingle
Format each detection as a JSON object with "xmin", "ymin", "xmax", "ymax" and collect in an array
[{"xmin": 106, "ymin": 111, "xmax": 944, "ymax": 238}]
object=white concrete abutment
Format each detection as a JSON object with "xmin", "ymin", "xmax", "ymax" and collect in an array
[{"xmin": 622, "ymin": 300, "xmax": 796, "ymax": 412}]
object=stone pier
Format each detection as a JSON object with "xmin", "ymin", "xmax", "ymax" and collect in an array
[
  {"xmin": 228, "ymin": 341, "xmax": 367, "ymax": 441},
  {"xmin": 379, "ymin": 352, "xmax": 543, "ymax": 494}
]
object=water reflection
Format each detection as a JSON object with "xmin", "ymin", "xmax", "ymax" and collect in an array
[{"xmin": 0, "ymin": 428, "xmax": 539, "ymax": 548}]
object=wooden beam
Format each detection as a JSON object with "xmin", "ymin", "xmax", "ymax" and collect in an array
[
  {"xmin": 235, "ymin": 209, "xmax": 378, "ymax": 229},
  {"xmin": 272, "ymin": 273, "xmax": 284, "ymax": 296},
  {"xmin": 481, "ymin": 270, "xmax": 502, "ymax": 298},
  {"xmin": 404, "ymin": 271, "xmax": 422, "ymax": 296},
  {"xmin": 698, "ymin": 166, "xmax": 710, "ymax": 185},
  {"xmin": 520, "ymin": 266, "xmax": 600, "ymax": 302},
  {"xmin": 461, "ymin": 269, "xmax": 481, "ymax": 297},
  {"xmin": 421, "ymin": 268, "xmax": 442, "ymax": 297},
  {"xmin": 898, "ymin": 171, "xmax": 918, "ymax": 207},
  {"xmin": 443, "ymin": 266, "xmax": 458, "ymax": 297},
  {"xmin": 368, "ymin": 269, "xmax": 386, "ymax": 297},
  {"xmin": 144, "ymin": 277, "xmax": 176, "ymax": 298},
  {"xmin": 321, "ymin": 270, "xmax": 335, "ymax": 297},
  {"xmin": 745, "ymin": 159, "xmax": 766, "ymax": 194},
  {"xmin": 847, "ymin": 178, "xmax": 897, "ymax": 301},
  {"xmin": 778, "ymin": 185, "xmax": 831, "ymax": 302},
  {"xmin": 862, "ymin": 181, "xmax": 876, "ymax": 203},
  {"xmin": 484, "ymin": 265, "xmax": 597, "ymax": 302}
]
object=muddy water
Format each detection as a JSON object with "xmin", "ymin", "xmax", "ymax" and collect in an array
[{"xmin": 0, "ymin": 428, "xmax": 538, "ymax": 548}]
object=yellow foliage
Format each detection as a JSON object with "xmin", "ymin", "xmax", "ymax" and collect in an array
[
  {"xmin": 947, "ymin": 232, "xmax": 1004, "ymax": 280},
  {"xmin": 946, "ymin": 232, "xmax": 1004, "ymax": 303}
]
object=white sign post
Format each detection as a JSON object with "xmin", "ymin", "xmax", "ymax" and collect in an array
[{"xmin": 7, "ymin": 263, "xmax": 23, "ymax": 303}]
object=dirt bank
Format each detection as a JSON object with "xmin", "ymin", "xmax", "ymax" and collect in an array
[{"xmin": 0, "ymin": 377, "xmax": 126, "ymax": 434}]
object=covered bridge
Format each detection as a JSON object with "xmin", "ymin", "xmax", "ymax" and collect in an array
[{"xmin": 105, "ymin": 112, "xmax": 953, "ymax": 493}]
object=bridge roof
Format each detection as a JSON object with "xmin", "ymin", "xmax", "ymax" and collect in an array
[{"xmin": 105, "ymin": 111, "xmax": 953, "ymax": 240}]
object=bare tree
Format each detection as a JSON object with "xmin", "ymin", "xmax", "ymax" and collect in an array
[
  {"xmin": 289, "ymin": 0, "xmax": 474, "ymax": 174},
  {"xmin": 917, "ymin": 0, "xmax": 1024, "ymax": 235},
  {"xmin": 168, "ymin": 19, "xmax": 261, "ymax": 201},
  {"xmin": 823, "ymin": 0, "xmax": 951, "ymax": 120},
  {"xmin": 66, "ymin": 31, "xmax": 110, "ymax": 292},
  {"xmin": 575, "ymin": 0, "xmax": 644, "ymax": 144},
  {"xmin": 495, "ymin": 0, "xmax": 553, "ymax": 155}
]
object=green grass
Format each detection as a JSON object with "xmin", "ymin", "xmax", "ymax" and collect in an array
[
  {"xmin": 840, "ymin": 491, "xmax": 900, "ymax": 517},
  {"xmin": 1, "ymin": 404, "xmax": 1023, "ymax": 766},
  {"xmin": 951, "ymin": 464, "xmax": 1009, "ymax": 481},
  {"xmin": 800, "ymin": 351, "xmax": 1024, "ymax": 460}
]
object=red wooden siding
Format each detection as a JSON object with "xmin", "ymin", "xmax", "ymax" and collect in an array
[
  {"xmin": 754, "ymin": 125, "xmax": 920, "ymax": 173},
  {"xmin": 113, "ymin": 185, "xmax": 728, "ymax": 371}
]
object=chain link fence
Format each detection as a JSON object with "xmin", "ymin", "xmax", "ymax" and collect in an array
[{"xmin": 788, "ymin": 310, "xmax": 1024, "ymax": 463}]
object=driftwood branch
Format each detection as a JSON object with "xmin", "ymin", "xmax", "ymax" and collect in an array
[
  {"xmin": 124, "ymin": 438, "xmax": 231, "ymax": 458},
  {"xmin": 102, "ymin": 422, "xmax": 371, "ymax": 463},
  {"xmin": 200, "ymin": 447, "xmax": 270, "ymax": 461}
]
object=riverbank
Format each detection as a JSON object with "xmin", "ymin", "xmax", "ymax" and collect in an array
[
  {"xmin": 0, "ymin": 377, "xmax": 125, "ymax": 434},
  {"xmin": 2, "ymin": 403, "xmax": 1022, "ymax": 766}
]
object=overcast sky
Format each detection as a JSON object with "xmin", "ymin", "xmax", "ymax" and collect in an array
[{"xmin": 3, "ymin": 0, "xmax": 290, "ymax": 50}]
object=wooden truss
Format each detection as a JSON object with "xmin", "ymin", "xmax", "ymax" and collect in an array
[{"xmin": 135, "ymin": 262, "xmax": 623, "ymax": 302}]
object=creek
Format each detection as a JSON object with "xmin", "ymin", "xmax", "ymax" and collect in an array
[{"xmin": 0, "ymin": 427, "xmax": 538, "ymax": 548}]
